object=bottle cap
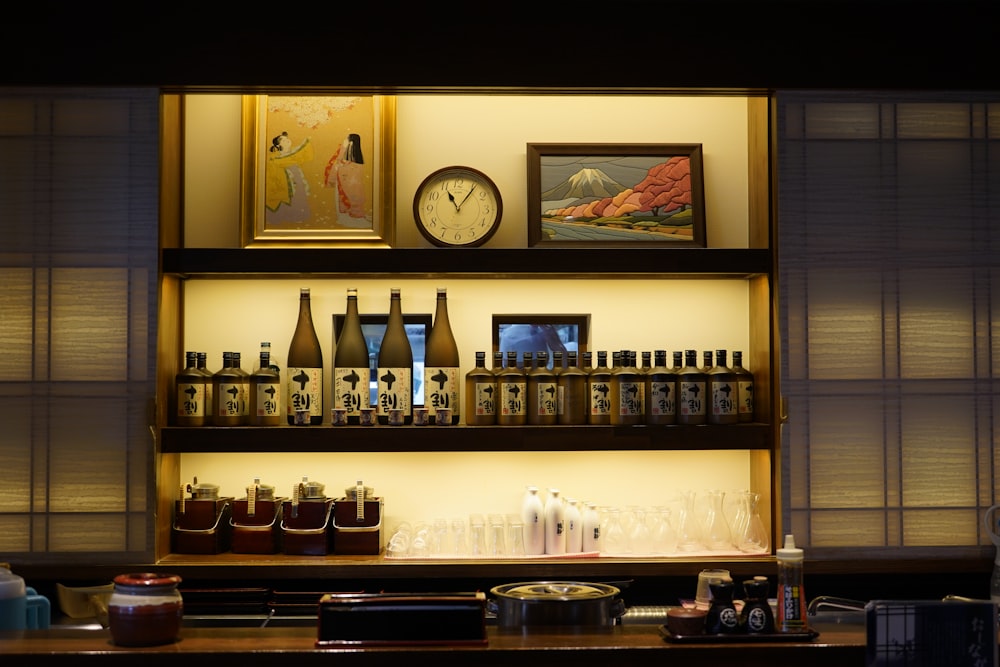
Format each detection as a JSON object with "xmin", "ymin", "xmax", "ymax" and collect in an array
[{"xmin": 776, "ymin": 534, "xmax": 804, "ymax": 561}]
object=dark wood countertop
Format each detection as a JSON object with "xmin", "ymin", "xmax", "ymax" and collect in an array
[{"xmin": 0, "ymin": 624, "xmax": 865, "ymax": 667}]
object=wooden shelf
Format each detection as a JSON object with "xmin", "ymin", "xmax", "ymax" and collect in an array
[
  {"xmin": 161, "ymin": 248, "xmax": 771, "ymax": 278},
  {"xmin": 160, "ymin": 423, "xmax": 772, "ymax": 453},
  {"xmin": 154, "ymin": 551, "xmax": 774, "ymax": 581}
]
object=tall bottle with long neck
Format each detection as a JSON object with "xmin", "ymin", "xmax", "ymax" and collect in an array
[
  {"xmin": 249, "ymin": 346, "xmax": 282, "ymax": 426},
  {"xmin": 424, "ymin": 287, "xmax": 460, "ymax": 425},
  {"xmin": 377, "ymin": 288, "xmax": 413, "ymax": 425},
  {"xmin": 333, "ymin": 288, "xmax": 370, "ymax": 424},
  {"xmin": 287, "ymin": 287, "xmax": 324, "ymax": 425}
]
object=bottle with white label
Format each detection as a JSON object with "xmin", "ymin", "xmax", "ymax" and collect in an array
[
  {"xmin": 376, "ymin": 288, "xmax": 413, "ymax": 425},
  {"xmin": 677, "ymin": 349, "xmax": 707, "ymax": 425},
  {"xmin": 213, "ymin": 351, "xmax": 243, "ymax": 426},
  {"xmin": 175, "ymin": 351, "xmax": 206, "ymax": 426},
  {"xmin": 732, "ymin": 350, "xmax": 755, "ymax": 423},
  {"xmin": 528, "ymin": 351, "xmax": 558, "ymax": 425},
  {"xmin": 646, "ymin": 349, "xmax": 676, "ymax": 425},
  {"xmin": 521, "ymin": 486, "xmax": 545, "ymax": 555},
  {"xmin": 333, "ymin": 288, "xmax": 370, "ymax": 424},
  {"xmin": 588, "ymin": 351, "xmax": 612, "ymax": 425},
  {"xmin": 286, "ymin": 287, "xmax": 323, "ymax": 425},
  {"xmin": 544, "ymin": 488, "xmax": 566, "ymax": 555},
  {"xmin": 464, "ymin": 351, "xmax": 496, "ymax": 425},
  {"xmin": 248, "ymin": 346, "xmax": 281, "ymax": 426},
  {"xmin": 424, "ymin": 287, "xmax": 460, "ymax": 424},
  {"xmin": 611, "ymin": 350, "xmax": 644, "ymax": 425}
]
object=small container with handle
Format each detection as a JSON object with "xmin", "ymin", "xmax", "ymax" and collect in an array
[{"xmin": 0, "ymin": 565, "xmax": 50, "ymax": 630}]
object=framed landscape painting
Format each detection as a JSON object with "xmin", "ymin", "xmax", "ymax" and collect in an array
[
  {"xmin": 240, "ymin": 95, "xmax": 396, "ymax": 247},
  {"xmin": 526, "ymin": 143, "xmax": 705, "ymax": 247}
]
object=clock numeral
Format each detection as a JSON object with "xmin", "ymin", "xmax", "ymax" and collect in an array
[{"xmin": 428, "ymin": 191, "xmax": 440, "ymax": 202}]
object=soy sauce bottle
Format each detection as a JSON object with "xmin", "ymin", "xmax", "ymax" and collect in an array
[{"xmin": 286, "ymin": 287, "xmax": 323, "ymax": 425}]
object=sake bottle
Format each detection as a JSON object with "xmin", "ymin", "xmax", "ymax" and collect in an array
[
  {"xmin": 646, "ymin": 349, "xmax": 676, "ymax": 425},
  {"xmin": 521, "ymin": 486, "xmax": 545, "ymax": 555},
  {"xmin": 732, "ymin": 350, "xmax": 755, "ymax": 423},
  {"xmin": 376, "ymin": 288, "xmax": 413, "ymax": 425},
  {"xmin": 557, "ymin": 350, "xmax": 587, "ymax": 425},
  {"xmin": 175, "ymin": 351, "xmax": 206, "ymax": 426},
  {"xmin": 424, "ymin": 287, "xmax": 460, "ymax": 425},
  {"xmin": 333, "ymin": 287, "xmax": 370, "ymax": 424},
  {"xmin": 496, "ymin": 350, "xmax": 526, "ymax": 426},
  {"xmin": 249, "ymin": 346, "xmax": 282, "ymax": 426},
  {"xmin": 213, "ymin": 351, "xmax": 243, "ymax": 426},
  {"xmin": 564, "ymin": 497, "xmax": 584, "ymax": 553},
  {"xmin": 611, "ymin": 350, "xmax": 644, "ymax": 425},
  {"xmin": 677, "ymin": 349, "xmax": 708, "ymax": 425},
  {"xmin": 582, "ymin": 501, "xmax": 601, "ymax": 552},
  {"xmin": 528, "ymin": 350, "xmax": 558, "ymax": 426},
  {"xmin": 544, "ymin": 488, "xmax": 566, "ymax": 555},
  {"xmin": 232, "ymin": 351, "xmax": 250, "ymax": 425},
  {"xmin": 465, "ymin": 351, "xmax": 497, "ymax": 425},
  {"xmin": 708, "ymin": 349, "xmax": 739, "ymax": 425},
  {"xmin": 287, "ymin": 287, "xmax": 324, "ymax": 425},
  {"xmin": 196, "ymin": 352, "xmax": 213, "ymax": 424},
  {"xmin": 588, "ymin": 351, "xmax": 612, "ymax": 425}
]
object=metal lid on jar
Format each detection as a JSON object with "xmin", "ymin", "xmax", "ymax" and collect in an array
[
  {"xmin": 247, "ymin": 484, "xmax": 275, "ymax": 501},
  {"xmin": 299, "ymin": 480, "xmax": 326, "ymax": 499},
  {"xmin": 187, "ymin": 480, "xmax": 219, "ymax": 500},
  {"xmin": 491, "ymin": 581, "xmax": 620, "ymax": 601}
]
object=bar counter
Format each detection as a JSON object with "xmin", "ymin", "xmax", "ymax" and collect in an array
[{"xmin": 0, "ymin": 624, "xmax": 866, "ymax": 667}]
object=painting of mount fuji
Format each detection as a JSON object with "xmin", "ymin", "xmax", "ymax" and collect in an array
[{"xmin": 526, "ymin": 143, "xmax": 705, "ymax": 247}]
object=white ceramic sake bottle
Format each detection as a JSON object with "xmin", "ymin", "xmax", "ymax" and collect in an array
[
  {"xmin": 564, "ymin": 497, "xmax": 583, "ymax": 553},
  {"xmin": 582, "ymin": 501, "xmax": 601, "ymax": 552},
  {"xmin": 521, "ymin": 486, "xmax": 545, "ymax": 555},
  {"xmin": 544, "ymin": 488, "xmax": 566, "ymax": 555}
]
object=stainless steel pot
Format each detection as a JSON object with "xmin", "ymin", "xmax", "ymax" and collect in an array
[{"xmin": 488, "ymin": 581, "xmax": 624, "ymax": 628}]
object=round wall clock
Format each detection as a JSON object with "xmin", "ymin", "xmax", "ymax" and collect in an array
[{"xmin": 413, "ymin": 166, "xmax": 503, "ymax": 247}]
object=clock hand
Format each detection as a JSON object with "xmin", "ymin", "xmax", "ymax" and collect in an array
[
  {"xmin": 458, "ymin": 183, "xmax": 477, "ymax": 208},
  {"xmin": 446, "ymin": 190, "xmax": 460, "ymax": 210}
]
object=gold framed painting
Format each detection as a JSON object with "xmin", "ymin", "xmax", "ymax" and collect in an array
[{"xmin": 240, "ymin": 94, "xmax": 396, "ymax": 247}]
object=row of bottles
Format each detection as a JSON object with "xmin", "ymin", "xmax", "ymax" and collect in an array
[
  {"xmin": 466, "ymin": 348, "xmax": 754, "ymax": 426},
  {"xmin": 520, "ymin": 486, "xmax": 601, "ymax": 555},
  {"xmin": 175, "ymin": 285, "xmax": 754, "ymax": 427},
  {"xmin": 174, "ymin": 286, "xmax": 460, "ymax": 427}
]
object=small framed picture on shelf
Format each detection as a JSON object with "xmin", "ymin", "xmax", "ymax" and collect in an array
[
  {"xmin": 492, "ymin": 314, "xmax": 591, "ymax": 369},
  {"xmin": 332, "ymin": 314, "xmax": 432, "ymax": 408},
  {"xmin": 240, "ymin": 94, "xmax": 396, "ymax": 247},
  {"xmin": 526, "ymin": 143, "xmax": 706, "ymax": 247}
]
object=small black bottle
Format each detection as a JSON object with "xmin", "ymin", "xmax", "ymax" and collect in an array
[
  {"xmin": 705, "ymin": 580, "xmax": 740, "ymax": 634},
  {"xmin": 740, "ymin": 577, "xmax": 775, "ymax": 634}
]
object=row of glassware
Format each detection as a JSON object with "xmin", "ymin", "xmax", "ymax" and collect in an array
[{"xmin": 384, "ymin": 488, "xmax": 769, "ymax": 558}]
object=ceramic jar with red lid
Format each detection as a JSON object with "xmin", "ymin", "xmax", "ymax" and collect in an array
[{"xmin": 107, "ymin": 573, "xmax": 183, "ymax": 646}]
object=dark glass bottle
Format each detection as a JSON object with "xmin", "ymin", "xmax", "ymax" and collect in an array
[
  {"xmin": 701, "ymin": 350, "xmax": 714, "ymax": 374},
  {"xmin": 708, "ymin": 349, "xmax": 739, "ymax": 425},
  {"xmin": 196, "ymin": 352, "xmax": 213, "ymax": 424},
  {"xmin": 496, "ymin": 350, "xmax": 526, "ymax": 426},
  {"xmin": 175, "ymin": 351, "xmax": 206, "ymax": 426},
  {"xmin": 248, "ymin": 347, "xmax": 281, "ymax": 426},
  {"xmin": 232, "ymin": 351, "xmax": 249, "ymax": 425},
  {"xmin": 740, "ymin": 577, "xmax": 775, "ymax": 634},
  {"xmin": 732, "ymin": 350, "xmax": 755, "ymax": 423},
  {"xmin": 212, "ymin": 351, "xmax": 243, "ymax": 426},
  {"xmin": 641, "ymin": 350, "xmax": 652, "ymax": 374},
  {"xmin": 377, "ymin": 288, "xmax": 413, "ymax": 425},
  {"xmin": 646, "ymin": 349, "xmax": 675, "ymax": 425},
  {"xmin": 581, "ymin": 351, "xmax": 592, "ymax": 373},
  {"xmin": 286, "ymin": 287, "xmax": 324, "ymax": 425},
  {"xmin": 424, "ymin": 287, "xmax": 460, "ymax": 425},
  {"xmin": 677, "ymin": 349, "xmax": 707, "ymax": 425},
  {"xmin": 588, "ymin": 351, "xmax": 612, "ymax": 425},
  {"xmin": 465, "ymin": 351, "xmax": 496, "ymax": 425},
  {"xmin": 558, "ymin": 350, "xmax": 587, "ymax": 425},
  {"xmin": 333, "ymin": 288, "xmax": 370, "ymax": 424},
  {"xmin": 528, "ymin": 350, "xmax": 558, "ymax": 425},
  {"xmin": 611, "ymin": 350, "xmax": 643, "ymax": 425}
]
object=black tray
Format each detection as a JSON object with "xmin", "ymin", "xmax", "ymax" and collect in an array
[{"xmin": 659, "ymin": 625, "xmax": 820, "ymax": 643}]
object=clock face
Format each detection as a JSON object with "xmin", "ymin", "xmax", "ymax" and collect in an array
[{"xmin": 413, "ymin": 166, "xmax": 503, "ymax": 247}]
